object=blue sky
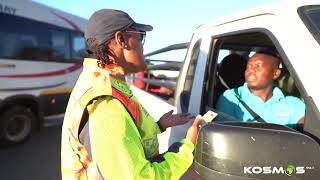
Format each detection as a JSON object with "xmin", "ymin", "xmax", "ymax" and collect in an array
[{"xmin": 33, "ymin": 0, "xmax": 281, "ymax": 58}]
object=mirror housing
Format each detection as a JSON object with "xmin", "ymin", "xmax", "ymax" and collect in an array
[{"xmin": 194, "ymin": 122, "xmax": 320, "ymax": 180}]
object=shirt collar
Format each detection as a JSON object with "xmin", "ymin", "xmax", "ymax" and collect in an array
[{"xmin": 242, "ymin": 83, "xmax": 284, "ymax": 104}]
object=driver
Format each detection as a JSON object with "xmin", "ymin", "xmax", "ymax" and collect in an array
[{"xmin": 216, "ymin": 51, "xmax": 305, "ymax": 128}]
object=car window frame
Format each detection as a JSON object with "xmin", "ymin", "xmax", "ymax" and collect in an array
[
  {"xmin": 203, "ymin": 28, "xmax": 320, "ymax": 135},
  {"xmin": 298, "ymin": 5, "xmax": 320, "ymax": 46}
]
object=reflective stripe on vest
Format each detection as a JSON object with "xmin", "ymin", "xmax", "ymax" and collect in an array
[{"xmin": 112, "ymin": 87, "xmax": 140, "ymax": 125}]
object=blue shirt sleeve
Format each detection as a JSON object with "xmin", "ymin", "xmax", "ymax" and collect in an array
[{"xmin": 285, "ymin": 96, "xmax": 306, "ymax": 124}]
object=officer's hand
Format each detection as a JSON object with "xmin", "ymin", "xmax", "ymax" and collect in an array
[
  {"xmin": 186, "ymin": 115, "xmax": 203, "ymax": 144},
  {"xmin": 158, "ymin": 110, "xmax": 194, "ymax": 130}
]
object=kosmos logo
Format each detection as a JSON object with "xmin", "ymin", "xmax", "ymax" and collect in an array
[{"xmin": 244, "ymin": 165, "xmax": 305, "ymax": 176}]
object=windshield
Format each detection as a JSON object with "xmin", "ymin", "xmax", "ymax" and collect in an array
[{"xmin": 298, "ymin": 5, "xmax": 320, "ymax": 45}]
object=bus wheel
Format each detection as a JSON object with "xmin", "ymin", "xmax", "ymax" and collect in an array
[{"xmin": 0, "ymin": 106, "xmax": 36, "ymax": 144}]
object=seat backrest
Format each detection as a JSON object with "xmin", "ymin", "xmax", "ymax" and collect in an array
[
  {"xmin": 218, "ymin": 53, "xmax": 247, "ymax": 89},
  {"xmin": 277, "ymin": 68, "xmax": 300, "ymax": 97},
  {"xmin": 213, "ymin": 54, "xmax": 248, "ymax": 107}
]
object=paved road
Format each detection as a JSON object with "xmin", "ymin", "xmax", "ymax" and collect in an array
[
  {"xmin": 0, "ymin": 125, "xmax": 62, "ymax": 180},
  {"xmin": 0, "ymin": 124, "xmax": 201, "ymax": 180}
]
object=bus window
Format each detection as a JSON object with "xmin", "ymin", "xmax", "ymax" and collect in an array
[
  {"xmin": 71, "ymin": 32, "xmax": 86, "ymax": 61},
  {"xmin": 0, "ymin": 12, "xmax": 51, "ymax": 61},
  {"xmin": 0, "ymin": 12, "xmax": 87, "ymax": 62},
  {"xmin": 0, "ymin": 32, "xmax": 17, "ymax": 58},
  {"xmin": 51, "ymin": 30, "xmax": 70, "ymax": 61},
  {"xmin": 16, "ymin": 35, "xmax": 38, "ymax": 60}
]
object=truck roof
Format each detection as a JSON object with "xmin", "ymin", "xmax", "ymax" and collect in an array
[{"xmin": 197, "ymin": 0, "xmax": 319, "ymax": 32}]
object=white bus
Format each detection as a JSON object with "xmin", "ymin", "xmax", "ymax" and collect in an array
[{"xmin": 0, "ymin": 0, "xmax": 87, "ymax": 143}]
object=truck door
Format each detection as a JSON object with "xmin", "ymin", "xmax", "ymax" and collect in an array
[{"xmin": 170, "ymin": 36, "xmax": 213, "ymax": 145}]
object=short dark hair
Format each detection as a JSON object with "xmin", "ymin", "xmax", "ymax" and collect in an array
[
  {"xmin": 256, "ymin": 49, "xmax": 279, "ymax": 58},
  {"xmin": 255, "ymin": 50, "xmax": 281, "ymax": 67}
]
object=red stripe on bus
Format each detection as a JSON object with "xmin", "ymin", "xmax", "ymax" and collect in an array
[
  {"xmin": 0, "ymin": 64, "xmax": 82, "ymax": 78},
  {"xmin": 51, "ymin": 11, "xmax": 81, "ymax": 32}
]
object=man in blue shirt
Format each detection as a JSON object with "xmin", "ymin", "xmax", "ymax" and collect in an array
[{"xmin": 216, "ymin": 51, "xmax": 305, "ymax": 128}]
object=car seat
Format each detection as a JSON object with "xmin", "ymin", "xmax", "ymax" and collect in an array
[
  {"xmin": 213, "ymin": 54, "xmax": 248, "ymax": 106},
  {"xmin": 277, "ymin": 67, "xmax": 300, "ymax": 97}
]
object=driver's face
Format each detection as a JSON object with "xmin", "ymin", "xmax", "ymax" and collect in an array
[{"xmin": 245, "ymin": 53, "xmax": 279, "ymax": 90}]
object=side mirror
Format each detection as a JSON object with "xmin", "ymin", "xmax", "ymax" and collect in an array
[{"xmin": 194, "ymin": 122, "xmax": 320, "ymax": 180}]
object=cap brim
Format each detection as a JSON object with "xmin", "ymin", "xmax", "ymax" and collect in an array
[{"xmin": 132, "ymin": 23, "xmax": 153, "ymax": 31}]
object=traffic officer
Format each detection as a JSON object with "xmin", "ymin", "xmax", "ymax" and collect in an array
[{"xmin": 61, "ymin": 9, "xmax": 203, "ymax": 180}]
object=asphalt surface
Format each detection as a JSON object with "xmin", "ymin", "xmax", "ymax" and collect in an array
[
  {"xmin": 0, "ymin": 124, "xmax": 200, "ymax": 180},
  {"xmin": 0, "ymin": 125, "xmax": 62, "ymax": 180}
]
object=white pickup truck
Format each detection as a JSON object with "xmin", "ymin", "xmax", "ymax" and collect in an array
[{"xmin": 132, "ymin": 1, "xmax": 320, "ymax": 179}]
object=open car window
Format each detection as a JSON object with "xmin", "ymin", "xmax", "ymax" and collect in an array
[{"xmin": 203, "ymin": 30, "xmax": 305, "ymax": 131}]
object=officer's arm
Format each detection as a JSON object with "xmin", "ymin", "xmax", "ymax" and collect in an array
[{"xmin": 88, "ymin": 97, "xmax": 194, "ymax": 180}]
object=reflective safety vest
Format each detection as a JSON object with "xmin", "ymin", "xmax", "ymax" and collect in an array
[{"xmin": 61, "ymin": 59, "xmax": 155, "ymax": 180}]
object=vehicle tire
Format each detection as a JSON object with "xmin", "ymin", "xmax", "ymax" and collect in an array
[{"xmin": 0, "ymin": 106, "xmax": 36, "ymax": 144}]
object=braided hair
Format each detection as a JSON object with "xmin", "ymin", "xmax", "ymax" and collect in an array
[{"xmin": 86, "ymin": 37, "xmax": 114, "ymax": 68}]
